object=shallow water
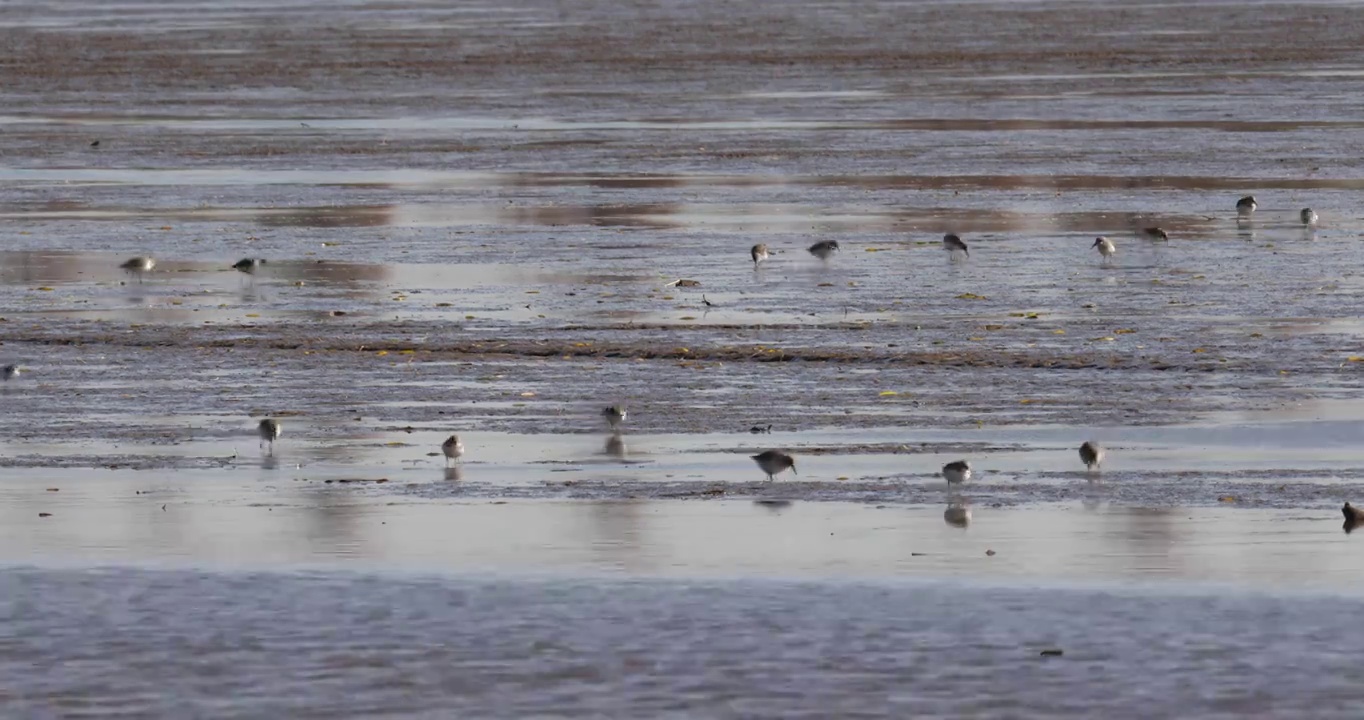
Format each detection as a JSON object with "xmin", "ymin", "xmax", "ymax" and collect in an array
[
  {"xmin": 5, "ymin": 0, "xmax": 1364, "ymax": 715},
  {"xmin": 10, "ymin": 568, "xmax": 1364, "ymax": 719}
]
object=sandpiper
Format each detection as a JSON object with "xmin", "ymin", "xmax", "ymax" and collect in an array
[
  {"xmin": 258, "ymin": 418, "xmax": 281, "ymax": 454},
  {"xmin": 750, "ymin": 243, "xmax": 769, "ymax": 267},
  {"xmin": 1091, "ymin": 236, "xmax": 1116, "ymax": 263},
  {"xmin": 441, "ymin": 434, "xmax": 464, "ymax": 465},
  {"xmin": 232, "ymin": 258, "xmax": 267, "ymax": 275},
  {"xmin": 2, "ymin": 364, "xmax": 18, "ymax": 382},
  {"xmin": 1344, "ymin": 502, "xmax": 1364, "ymax": 533},
  {"xmin": 941, "ymin": 460, "xmax": 971, "ymax": 484},
  {"xmin": 1079, "ymin": 441, "xmax": 1104, "ymax": 471},
  {"xmin": 1140, "ymin": 227, "xmax": 1169, "ymax": 241},
  {"xmin": 119, "ymin": 256, "xmax": 155, "ymax": 283},
  {"xmin": 751, "ymin": 449, "xmax": 796, "ymax": 481},
  {"xmin": 1236, "ymin": 195, "xmax": 1258, "ymax": 215},
  {"xmin": 1300, "ymin": 208, "xmax": 1319, "ymax": 227},
  {"xmin": 602, "ymin": 404, "xmax": 627, "ymax": 430},
  {"xmin": 808, "ymin": 240, "xmax": 840, "ymax": 260},
  {"xmin": 943, "ymin": 233, "xmax": 970, "ymax": 258}
]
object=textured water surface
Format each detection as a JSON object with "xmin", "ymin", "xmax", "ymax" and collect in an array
[{"xmin": 5, "ymin": 569, "xmax": 1364, "ymax": 719}]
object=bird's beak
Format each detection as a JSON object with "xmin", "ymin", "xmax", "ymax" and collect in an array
[{"xmin": 791, "ymin": 464, "xmax": 798, "ymax": 475}]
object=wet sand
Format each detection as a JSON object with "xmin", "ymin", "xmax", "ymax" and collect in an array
[{"xmin": 6, "ymin": 0, "xmax": 1364, "ymax": 715}]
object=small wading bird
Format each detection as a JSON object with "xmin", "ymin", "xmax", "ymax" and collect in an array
[
  {"xmin": 2, "ymin": 364, "xmax": 18, "ymax": 382},
  {"xmin": 750, "ymin": 243, "xmax": 769, "ymax": 267},
  {"xmin": 1079, "ymin": 441, "xmax": 1104, "ymax": 471},
  {"xmin": 1343, "ymin": 502, "xmax": 1364, "ymax": 534},
  {"xmin": 808, "ymin": 240, "xmax": 840, "ymax": 260},
  {"xmin": 258, "ymin": 418, "xmax": 281, "ymax": 454},
  {"xmin": 1236, "ymin": 195, "xmax": 1258, "ymax": 215},
  {"xmin": 1140, "ymin": 227, "xmax": 1169, "ymax": 241},
  {"xmin": 751, "ymin": 449, "xmax": 796, "ymax": 481},
  {"xmin": 602, "ymin": 405, "xmax": 626, "ymax": 430},
  {"xmin": 119, "ymin": 256, "xmax": 155, "ymax": 283},
  {"xmin": 1091, "ymin": 236, "xmax": 1116, "ymax": 264},
  {"xmin": 1301, "ymin": 208, "xmax": 1319, "ymax": 227},
  {"xmin": 943, "ymin": 233, "xmax": 970, "ymax": 258},
  {"xmin": 442, "ymin": 434, "xmax": 464, "ymax": 466},
  {"xmin": 232, "ymin": 258, "xmax": 267, "ymax": 275},
  {"xmin": 942, "ymin": 460, "xmax": 972, "ymax": 484}
]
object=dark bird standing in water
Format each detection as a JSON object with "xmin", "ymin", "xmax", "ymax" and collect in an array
[
  {"xmin": 751, "ymin": 450, "xmax": 796, "ymax": 481},
  {"xmin": 119, "ymin": 256, "xmax": 155, "ymax": 283},
  {"xmin": 750, "ymin": 243, "xmax": 769, "ymax": 267},
  {"xmin": 808, "ymin": 240, "xmax": 840, "ymax": 260},
  {"xmin": 602, "ymin": 405, "xmax": 627, "ymax": 430},
  {"xmin": 1236, "ymin": 195, "xmax": 1258, "ymax": 215},
  {"xmin": 1079, "ymin": 441, "xmax": 1104, "ymax": 471},
  {"xmin": 943, "ymin": 233, "xmax": 970, "ymax": 258},
  {"xmin": 232, "ymin": 258, "xmax": 267, "ymax": 275},
  {"xmin": 1140, "ymin": 227, "xmax": 1169, "ymax": 241},
  {"xmin": 258, "ymin": 418, "xmax": 281, "ymax": 454},
  {"xmin": 942, "ymin": 460, "xmax": 972, "ymax": 484}
]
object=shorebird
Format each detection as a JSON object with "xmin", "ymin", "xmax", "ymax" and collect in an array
[
  {"xmin": 1140, "ymin": 227, "xmax": 1169, "ymax": 241},
  {"xmin": 750, "ymin": 243, "xmax": 769, "ymax": 267},
  {"xmin": 942, "ymin": 460, "xmax": 972, "ymax": 484},
  {"xmin": 1344, "ymin": 502, "xmax": 1364, "ymax": 533},
  {"xmin": 232, "ymin": 258, "xmax": 267, "ymax": 275},
  {"xmin": 1236, "ymin": 195, "xmax": 1258, "ymax": 215},
  {"xmin": 751, "ymin": 449, "xmax": 796, "ymax": 481},
  {"xmin": 602, "ymin": 404, "xmax": 627, "ymax": 430},
  {"xmin": 119, "ymin": 256, "xmax": 155, "ymax": 283},
  {"xmin": 943, "ymin": 233, "xmax": 970, "ymax": 258},
  {"xmin": 749, "ymin": 424, "xmax": 772, "ymax": 434},
  {"xmin": 1079, "ymin": 441, "xmax": 1104, "ymax": 471},
  {"xmin": 441, "ymin": 434, "xmax": 464, "ymax": 466},
  {"xmin": 1091, "ymin": 236, "xmax": 1116, "ymax": 264},
  {"xmin": 1300, "ymin": 208, "xmax": 1319, "ymax": 227},
  {"xmin": 258, "ymin": 418, "xmax": 281, "ymax": 454},
  {"xmin": 2, "ymin": 364, "xmax": 19, "ymax": 382},
  {"xmin": 808, "ymin": 240, "xmax": 840, "ymax": 260}
]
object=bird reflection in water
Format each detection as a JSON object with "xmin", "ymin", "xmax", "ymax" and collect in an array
[
  {"xmin": 754, "ymin": 499, "xmax": 793, "ymax": 514},
  {"xmin": 943, "ymin": 502, "xmax": 972, "ymax": 528},
  {"xmin": 604, "ymin": 433, "xmax": 627, "ymax": 460},
  {"xmin": 444, "ymin": 465, "xmax": 464, "ymax": 482}
]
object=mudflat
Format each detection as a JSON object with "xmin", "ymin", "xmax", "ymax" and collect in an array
[{"xmin": 4, "ymin": 1, "xmax": 1364, "ymax": 717}]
